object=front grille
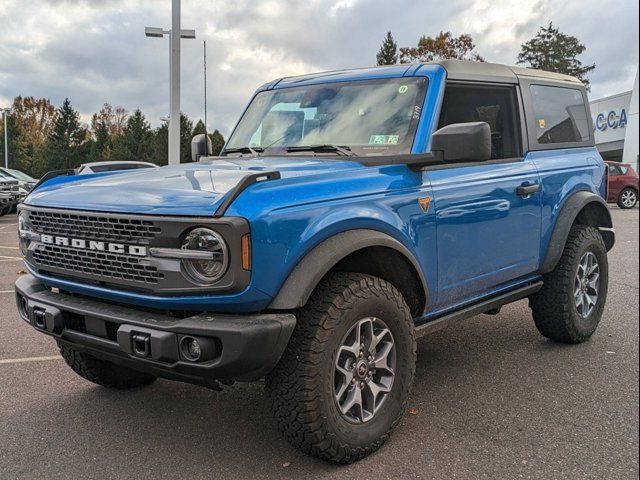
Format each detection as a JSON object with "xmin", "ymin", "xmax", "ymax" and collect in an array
[
  {"xmin": 29, "ymin": 210, "xmax": 162, "ymax": 244},
  {"xmin": 32, "ymin": 244, "xmax": 164, "ymax": 284}
]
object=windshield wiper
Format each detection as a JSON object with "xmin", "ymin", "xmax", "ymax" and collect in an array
[
  {"xmin": 285, "ymin": 144, "xmax": 356, "ymax": 157},
  {"xmin": 223, "ymin": 146, "xmax": 264, "ymax": 156}
]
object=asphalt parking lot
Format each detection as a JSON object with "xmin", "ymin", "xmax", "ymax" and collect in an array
[{"xmin": 0, "ymin": 208, "xmax": 638, "ymax": 480}]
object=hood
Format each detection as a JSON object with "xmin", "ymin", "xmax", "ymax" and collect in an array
[{"xmin": 24, "ymin": 157, "xmax": 364, "ymax": 215}]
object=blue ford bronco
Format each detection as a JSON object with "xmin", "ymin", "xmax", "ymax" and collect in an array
[{"xmin": 16, "ymin": 60, "xmax": 614, "ymax": 463}]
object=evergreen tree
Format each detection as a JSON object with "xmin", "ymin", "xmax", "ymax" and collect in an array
[
  {"xmin": 192, "ymin": 119, "xmax": 207, "ymax": 137},
  {"xmin": 121, "ymin": 109, "xmax": 153, "ymax": 162},
  {"xmin": 45, "ymin": 98, "xmax": 87, "ymax": 171},
  {"xmin": 210, "ymin": 129, "xmax": 225, "ymax": 156},
  {"xmin": 517, "ymin": 23, "xmax": 595, "ymax": 89},
  {"xmin": 376, "ymin": 31, "xmax": 398, "ymax": 66},
  {"xmin": 151, "ymin": 122, "xmax": 169, "ymax": 166},
  {"xmin": 179, "ymin": 113, "xmax": 194, "ymax": 163}
]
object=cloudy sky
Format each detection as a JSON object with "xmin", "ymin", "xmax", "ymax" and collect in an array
[{"xmin": 1, "ymin": 0, "xmax": 638, "ymax": 136}]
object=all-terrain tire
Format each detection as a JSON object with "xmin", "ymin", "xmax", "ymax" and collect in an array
[
  {"xmin": 265, "ymin": 272, "xmax": 416, "ymax": 463},
  {"xmin": 530, "ymin": 224, "xmax": 608, "ymax": 343},
  {"xmin": 617, "ymin": 188, "xmax": 638, "ymax": 209},
  {"xmin": 58, "ymin": 342, "xmax": 157, "ymax": 389}
]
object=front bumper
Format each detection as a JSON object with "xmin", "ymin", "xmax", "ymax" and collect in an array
[
  {"xmin": 0, "ymin": 192, "xmax": 18, "ymax": 207},
  {"xmin": 15, "ymin": 275, "xmax": 296, "ymax": 385}
]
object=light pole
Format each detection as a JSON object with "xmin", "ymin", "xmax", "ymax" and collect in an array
[
  {"xmin": 1, "ymin": 108, "xmax": 10, "ymax": 169},
  {"xmin": 145, "ymin": 0, "xmax": 195, "ymax": 165}
]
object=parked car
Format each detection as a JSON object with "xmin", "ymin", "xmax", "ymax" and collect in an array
[
  {"xmin": 605, "ymin": 161, "xmax": 639, "ymax": 209},
  {"xmin": 0, "ymin": 178, "xmax": 20, "ymax": 215},
  {"xmin": 76, "ymin": 161, "xmax": 159, "ymax": 175},
  {"xmin": 16, "ymin": 60, "xmax": 615, "ymax": 463},
  {"xmin": 0, "ymin": 167, "xmax": 37, "ymax": 212}
]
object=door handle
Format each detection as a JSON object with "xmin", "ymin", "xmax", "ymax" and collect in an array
[{"xmin": 516, "ymin": 183, "xmax": 540, "ymax": 196}]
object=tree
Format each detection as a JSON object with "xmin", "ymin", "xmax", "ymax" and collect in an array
[
  {"xmin": 151, "ymin": 122, "xmax": 168, "ymax": 166},
  {"xmin": 517, "ymin": 23, "xmax": 595, "ymax": 89},
  {"xmin": 376, "ymin": 32, "xmax": 398, "ymax": 66},
  {"xmin": 91, "ymin": 103, "xmax": 129, "ymax": 137},
  {"xmin": 179, "ymin": 113, "xmax": 194, "ymax": 163},
  {"xmin": 89, "ymin": 120, "xmax": 112, "ymax": 162},
  {"xmin": 399, "ymin": 31, "xmax": 484, "ymax": 63},
  {"xmin": 3, "ymin": 96, "xmax": 57, "ymax": 173},
  {"xmin": 10, "ymin": 96, "xmax": 57, "ymax": 148},
  {"xmin": 192, "ymin": 119, "xmax": 207, "ymax": 137},
  {"xmin": 150, "ymin": 114, "xmax": 197, "ymax": 165},
  {"xmin": 119, "ymin": 109, "xmax": 153, "ymax": 162},
  {"xmin": 44, "ymin": 98, "xmax": 87, "ymax": 171},
  {"xmin": 0, "ymin": 113, "xmax": 24, "ymax": 170},
  {"xmin": 210, "ymin": 129, "xmax": 225, "ymax": 156}
]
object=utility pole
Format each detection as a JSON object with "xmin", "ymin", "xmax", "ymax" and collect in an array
[
  {"xmin": 145, "ymin": 0, "xmax": 195, "ymax": 165},
  {"xmin": 169, "ymin": 0, "xmax": 181, "ymax": 165},
  {"xmin": 2, "ymin": 108, "xmax": 9, "ymax": 169},
  {"xmin": 204, "ymin": 41, "xmax": 208, "ymax": 133}
]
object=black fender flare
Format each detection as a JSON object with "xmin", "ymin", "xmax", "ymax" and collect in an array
[
  {"xmin": 540, "ymin": 191, "xmax": 614, "ymax": 274},
  {"xmin": 268, "ymin": 229, "xmax": 429, "ymax": 312}
]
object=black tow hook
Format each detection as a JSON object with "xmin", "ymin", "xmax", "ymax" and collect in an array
[
  {"xmin": 33, "ymin": 308, "xmax": 47, "ymax": 330},
  {"xmin": 131, "ymin": 333, "xmax": 151, "ymax": 358}
]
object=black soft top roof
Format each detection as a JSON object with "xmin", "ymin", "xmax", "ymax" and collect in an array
[{"xmin": 433, "ymin": 59, "xmax": 583, "ymax": 85}]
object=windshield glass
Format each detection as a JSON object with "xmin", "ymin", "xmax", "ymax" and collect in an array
[
  {"xmin": 225, "ymin": 77, "xmax": 427, "ymax": 156},
  {"xmin": 2, "ymin": 168, "xmax": 36, "ymax": 182}
]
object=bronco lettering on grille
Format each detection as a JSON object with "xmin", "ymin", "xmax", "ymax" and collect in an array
[{"xmin": 40, "ymin": 235, "xmax": 147, "ymax": 257}]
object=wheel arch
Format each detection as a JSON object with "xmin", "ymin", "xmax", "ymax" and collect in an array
[
  {"xmin": 540, "ymin": 191, "xmax": 615, "ymax": 274},
  {"xmin": 268, "ymin": 229, "xmax": 428, "ymax": 317}
]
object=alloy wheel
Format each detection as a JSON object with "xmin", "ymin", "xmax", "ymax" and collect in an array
[
  {"xmin": 621, "ymin": 190, "xmax": 637, "ymax": 208},
  {"xmin": 574, "ymin": 251, "xmax": 600, "ymax": 319},
  {"xmin": 333, "ymin": 317, "xmax": 396, "ymax": 423}
]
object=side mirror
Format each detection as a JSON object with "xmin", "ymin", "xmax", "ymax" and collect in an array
[
  {"xmin": 191, "ymin": 134, "xmax": 212, "ymax": 162},
  {"xmin": 431, "ymin": 121, "xmax": 491, "ymax": 162}
]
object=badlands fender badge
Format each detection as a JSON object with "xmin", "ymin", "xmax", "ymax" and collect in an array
[{"xmin": 418, "ymin": 197, "xmax": 431, "ymax": 213}]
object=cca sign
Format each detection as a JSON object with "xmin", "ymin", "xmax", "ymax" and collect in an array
[{"xmin": 594, "ymin": 109, "xmax": 628, "ymax": 131}]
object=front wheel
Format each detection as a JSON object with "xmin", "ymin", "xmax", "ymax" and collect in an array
[
  {"xmin": 618, "ymin": 188, "xmax": 638, "ymax": 209},
  {"xmin": 265, "ymin": 273, "xmax": 416, "ymax": 463},
  {"xmin": 530, "ymin": 224, "xmax": 608, "ymax": 343}
]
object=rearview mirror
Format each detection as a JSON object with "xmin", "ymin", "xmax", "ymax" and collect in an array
[
  {"xmin": 191, "ymin": 134, "xmax": 212, "ymax": 162},
  {"xmin": 431, "ymin": 122, "xmax": 491, "ymax": 162}
]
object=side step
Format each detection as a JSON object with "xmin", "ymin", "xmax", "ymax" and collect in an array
[{"xmin": 415, "ymin": 281, "xmax": 543, "ymax": 338}]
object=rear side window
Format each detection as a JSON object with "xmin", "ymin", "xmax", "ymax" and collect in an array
[
  {"xmin": 529, "ymin": 85, "xmax": 590, "ymax": 144},
  {"xmin": 608, "ymin": 164, "xmax": 622, "ymax": 175}
]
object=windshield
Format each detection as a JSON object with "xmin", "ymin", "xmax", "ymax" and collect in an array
[
  {"xmin": 1, "ymin": 168, "xmax": 36, "ymax": 182},
  {"xmin": 225, "ymin": 77, "xmax": 427, "ymax": 156}
]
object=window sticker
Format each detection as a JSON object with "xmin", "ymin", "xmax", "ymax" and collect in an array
[
  {"xmin": 369, "ymin": 135, "xmax": 399, "ymax": 145},
  {"xmin": 398, "ymin": 85, "xmax": 408, "ymax": 94},
  {"xmin": 538, "ymin": 119, "xmax": 546, "ymax": 129}
]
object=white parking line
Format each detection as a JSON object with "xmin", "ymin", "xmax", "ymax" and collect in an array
[
  {"xmin": 0, "ymin": 245, "xmax": 19, "ymax": 249},
  {"xmin": 0, "ymin": 223, "xmax": 17, "ymax": 230},
  {"xmin": 0, "ymin": 255, "xmax": 21, "ymax": 260},
  {"xmin": 0, "ymin": 356, "xmax": 61, "ymax": 365},
  {"xmin": 0, "ymin": 290, "xmax": 15, "ymax": 293}
]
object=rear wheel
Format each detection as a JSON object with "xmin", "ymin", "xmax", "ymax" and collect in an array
[
  {"xmin": 58, "ymin": 342, "xmax": 157, "ymax": 389},
  {"xmin": 265, "ymin": 273, "xmax": 416, "ymax": 463},
  {"xmin": 530, "ymin": 224, "xmax": 608, "ymax": 343},
  {"xmin": 617, "ymin": 188, "xmax": 638, "ymax": 209}
]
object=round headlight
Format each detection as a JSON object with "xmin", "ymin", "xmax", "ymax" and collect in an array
[{"xmin": 181, "ymin": 228, "xmax": 228, "ymax": 284}]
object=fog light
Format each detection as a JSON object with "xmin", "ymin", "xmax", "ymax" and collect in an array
[{"xmin": 181, "ymin": 337, "xmax": 202, "ymax": 361}]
